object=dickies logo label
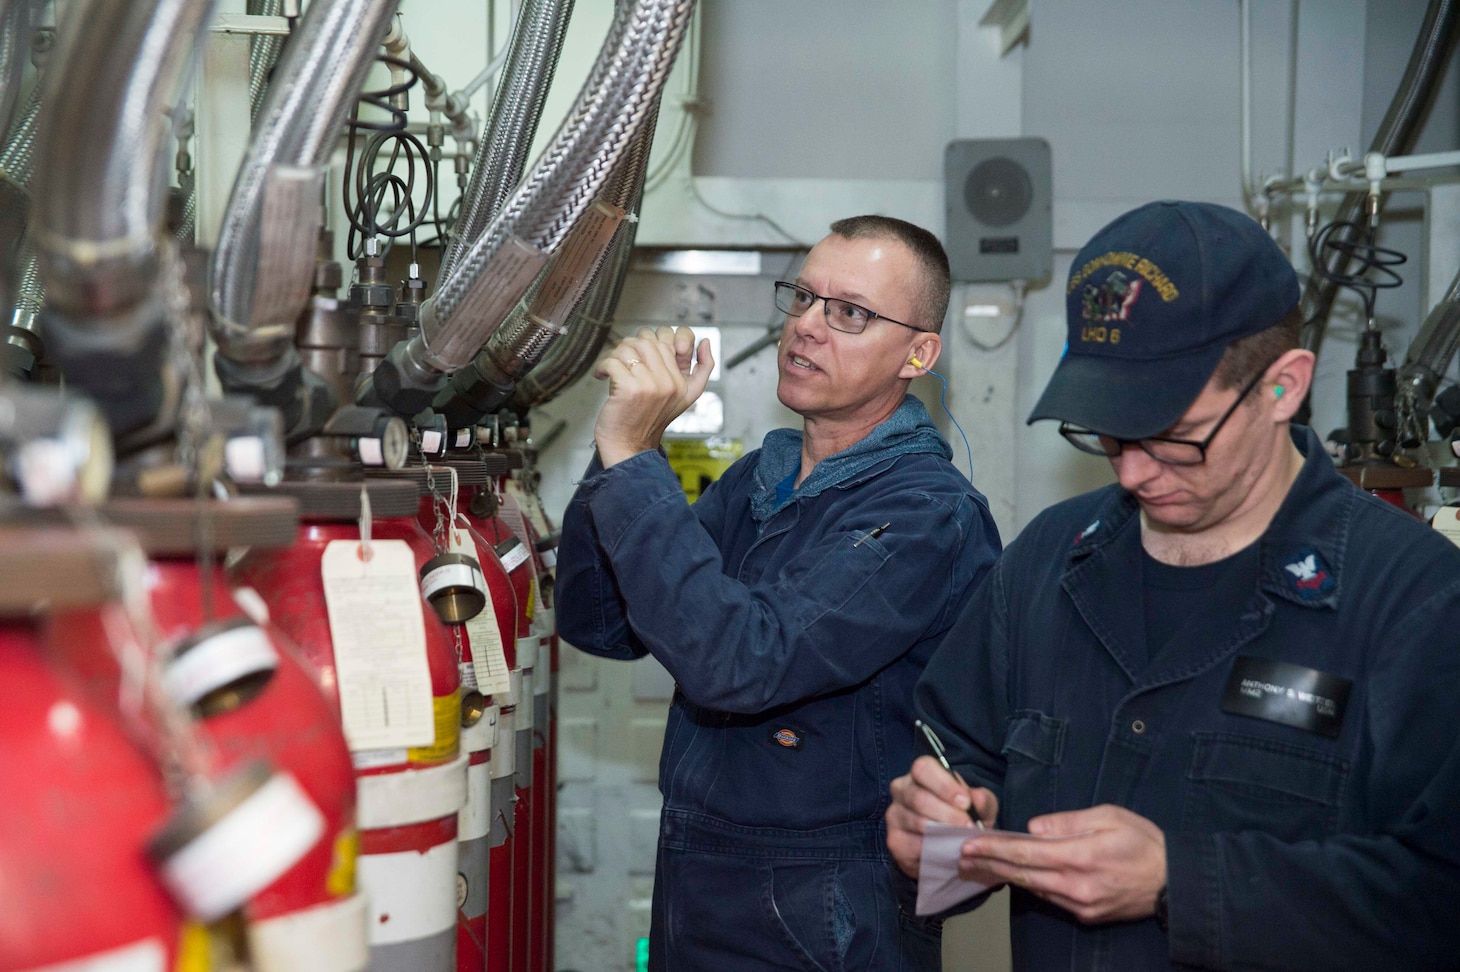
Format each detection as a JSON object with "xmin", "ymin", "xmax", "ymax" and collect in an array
[
  {"xmin": 1282, "ymin": 548, "xmax": 1335, "ymax": 599},
  {"xmin": 771, "ymin": 728, "xmax": 803, "ymax": 749}
]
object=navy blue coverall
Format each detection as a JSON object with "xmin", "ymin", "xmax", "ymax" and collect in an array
[
  {"xmin": 914, "ymin": 426, "xmax": 1460, "ymax": 970},
  {"xmin": 557, "ymin": 396, "xmax": 1001, "ymax": 970}
]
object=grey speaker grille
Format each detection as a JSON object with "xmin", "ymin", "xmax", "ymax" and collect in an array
[
  {"xmin": 965, "ymin": 157, "xmax": 1033, "ymax": 227},
  {"xmin": 945, "ymin": 137, "xmax": 1052, "ymax": 282}
]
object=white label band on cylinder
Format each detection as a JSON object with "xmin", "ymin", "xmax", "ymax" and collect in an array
[
  {"xmin": 163, "ymin": 625, "xmax": 279, "ymax": 708},
  {"xmin": 159, "ymin": 773, "xmax": 325, "ymax": 921},
  {"xmin": 420, "ymin": 562, "xmax": 487, "ymax": 600},
  {"xmin": 247, "ymin": 892, "xmax": 370, "ymax": 972},
  {"xmin": 356, "ymin": 753, "xmax": 469, "ymax": 829}
]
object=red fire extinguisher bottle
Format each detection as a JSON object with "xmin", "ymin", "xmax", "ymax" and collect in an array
[
  {"xmin": 499, "ymin": 471, "xmax": 556, "ymax": 972},
  {"xmin": 444, "ymin": 456, "xmax": 533, "ymax": 972},
  {"xmin": 367, "ymin": 461, "xmax": 522, "ymax": 972},
  {"xmin": 234, "ymin": 478, "xmax": 468, "ymax": 972},
  {"xmin": 0, "ymin": 618, "xmax": 191, "ymax": 972}
]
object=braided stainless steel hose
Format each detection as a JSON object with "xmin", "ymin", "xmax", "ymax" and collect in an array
[
  {"xmin": 211, "ymin": 0, "xmax": 397, "ymax": 358},
  {"xmin": 33, "ymin": 0, "xmax": 218, "ymax": 318},
  {"xmin": 246, "ymin": 0, "xmax": 284, "ymax": 125},
  {"xmin": 366, "ymin": 0, "xmax": 693, "ymax": 417},
  {"xmin": 436, "ymin": 99, "xmax": 659, "ymax": 423},
  {"xmin": 438, "ymin": 0, "xmax": 573, "ymax": 283}
]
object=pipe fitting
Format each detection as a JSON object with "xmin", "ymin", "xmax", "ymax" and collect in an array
[
  {"xmin": 40, "ymin": 294, "xmax": 170, "ymax": 437},
  {"xmin": 370, "ymin": 341, "xmax": 448, "ymax": 418}
]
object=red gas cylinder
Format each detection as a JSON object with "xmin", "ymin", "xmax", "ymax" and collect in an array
[
  {"xmin": 234, "ymin": 479, "xmax": 467, "ymax": 972},
  {"xmin": 42, "ymin": 497, "xmax": 364, "ymax": 970},
  {"xmin": 367, "ymin": 462, "xmax": 522, "ymax": 972},
  {"xmin": 449, "ymin": 460, "xmax": 534, "ymax": 972},
  {"xmin": 0, "ymin": 620, "xmax": 192, "ymax": 972},
  {"xmin": 480, "ymin": 459, "xmax": 541, "ymax": 972},
  {"xmin": 506, "ymin": 475, "xmax": 559, "ymax": 972}
]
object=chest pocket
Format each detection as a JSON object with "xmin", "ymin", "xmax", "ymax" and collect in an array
[
  {"xmin": 769, "ymin": 532, "xmax": 891, "ymax": 631},
  {"xmin": 1182, "ymin": 731, "xmax": 1348, "ymax": 841},
  {"xmin": 998, "ymin": 710, "xmax": 1065, "ymax": 832}
]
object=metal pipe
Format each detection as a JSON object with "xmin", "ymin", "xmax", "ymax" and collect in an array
[
  {"xmin": 1300, "ymin": 0, "xmax": 1460, "ymax": 360},
  {"xmin": 210, "ymin": 0, "xmax": 396, "ymax": 360},
  {"xmin": 369, "ymin": 0, "xmax": 694, "ymax": 420},
  {"xmin": 508, "ymin": 181, "xmax": 642, "ymax": 411},
  {"xmin": 32, "ymin": 0, "xmax": 216, "ymax": 319},
  {"xmin": 0, "ymin": 0, "xmax": 28, "ymax": 137},
  {"xmin": 439, "ymin": 100, "xmax": 659, "ymax": 423},
  {"xmin": 29, "ymin": 0, "xmax": 219, "ymax": 434},
  {"xmin": 246, "ymin": 0, "xmax": 283, "ymax": 125},
  {"xmin": 438, "ymin": 0, "xmax": 573, "ymax": 284}
]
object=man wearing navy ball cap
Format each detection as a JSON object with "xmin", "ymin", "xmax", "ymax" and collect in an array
[{"xmin": 887, "ymin": 200, "xmax": 1460, "ymax": 968}]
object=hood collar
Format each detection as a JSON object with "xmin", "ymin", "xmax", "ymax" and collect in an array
[{"xmin": 750, "ymin": 396, "xmax": 953, "ymax": 523}]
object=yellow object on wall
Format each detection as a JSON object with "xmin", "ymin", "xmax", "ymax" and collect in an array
[{"xmin": 665, "ymin": 437, "xmax": 744, "ymax": 502}]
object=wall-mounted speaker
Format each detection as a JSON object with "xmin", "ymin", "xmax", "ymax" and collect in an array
[{"xmin": 945, "ymin": 138, "xmax": 1052, "ymax": 283}]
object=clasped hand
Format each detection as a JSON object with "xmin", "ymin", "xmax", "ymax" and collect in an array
[
  {"xmin": 593, "ymin": 326, "xmax": 714, "ymax": 467},
  {"xmin": 887, "ymin": 756, "xmax": 1167, "ymax": 924}
]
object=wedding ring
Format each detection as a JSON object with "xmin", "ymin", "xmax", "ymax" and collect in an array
[{"xmin": 625, "ymin": 358, "xmax": 641, "ymax": 371}]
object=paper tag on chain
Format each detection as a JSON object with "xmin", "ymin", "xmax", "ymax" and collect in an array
[
  {"xmin": 497, "ymin": 495, "xmax": 531, "ymax": 548},
  {"xmin": 321, "ymin": 539, "xmax": 434, "ymax": 750},
  {"xmin": 465, "ymin": 606, "xmax": 512, "ymax": 696},
  {"xmin": 450, "ymin": 524, "xmax": 512, "ymax": 696}
]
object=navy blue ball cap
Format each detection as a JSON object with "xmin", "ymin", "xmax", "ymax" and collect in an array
[{"xmin": 1027, "ymin": 200, "xmax": 1299, "ymax": 440}]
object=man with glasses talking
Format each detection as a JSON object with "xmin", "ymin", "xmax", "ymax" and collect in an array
[
  {"xmin": 886, "ymin": 200, "xmax": 1460, "ymax": 968},
  {"xmin": 557, "ymin": 215, "xmax": 1000, "ymax": 968}
]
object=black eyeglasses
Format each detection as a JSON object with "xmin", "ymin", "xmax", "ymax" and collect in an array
[
  {"xmin": 1059, "ymin": 366, "xmax": 1270, "ymax": 466},
  {"xmin": 773, "ymin": 281, "xmax": 924, "ymax": 335}
]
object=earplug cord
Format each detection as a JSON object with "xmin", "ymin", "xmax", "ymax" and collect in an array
[{"xmin": 921, "ymin": 366, "xmax": 975, "ymax": 482}]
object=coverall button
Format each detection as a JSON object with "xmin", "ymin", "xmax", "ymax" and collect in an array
[{"xmin": 1131, "ymin": 719, "xmax": 1146, "ymax": 734}]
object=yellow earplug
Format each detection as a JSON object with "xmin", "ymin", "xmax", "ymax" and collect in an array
[{"xmin": 909, "ymin": 356, "xmax": 925, "ymax": 369}]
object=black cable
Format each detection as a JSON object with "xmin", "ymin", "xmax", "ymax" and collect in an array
[
  {"xmin": 1307, "ymin": 220, "xmax": 1406, "ymax": 324},
  {"xmin": 352, "ymin": 129, "xmax": 434, "ymax": 252},
  {"xmin": 342, "ymin": 53, "xmax": 437, "ymax": 259}
]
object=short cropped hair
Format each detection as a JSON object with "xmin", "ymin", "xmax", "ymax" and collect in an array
[
  {"xmin": 1211, "ymin": 304, "xmax": 1303, "ymax": 390},
  {"xmin": 829, "ymin": 215, "xmax": 952, "ymax": 333}
]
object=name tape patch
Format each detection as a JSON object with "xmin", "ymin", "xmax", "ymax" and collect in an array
[{"xmin": 1221, "ymin": 655, "xmax": 1353, "ymax": 738}]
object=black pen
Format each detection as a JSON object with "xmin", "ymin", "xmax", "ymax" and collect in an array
[
  {"xmin": 853, "ymin": 522, "xmax": 890, "ymax": 547},
  {"xmin": 915, "ymin": 718, "xmax": 985, "ymax": 830}
]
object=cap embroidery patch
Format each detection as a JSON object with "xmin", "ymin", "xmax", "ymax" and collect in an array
[
  {"xmin": 1067, "ymin": 250, "xmax": 1181, "ymax": 302},
  {"xmin": 1081, "ymin": 271, "xmax": 1143, "ymax": 325},
  {"xmin": 1282, "ymin": 549, "xmax": 1335, "ymax": 598},
  {"xmin": 771, "ymin": 728, "xmax": 803, "ymax": 749},
  {"xmin": 1074, "ymin": 519, "xmax": 1101, "ymax": 545}
]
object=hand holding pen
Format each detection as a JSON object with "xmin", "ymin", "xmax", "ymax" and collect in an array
[
  {"xmin": 886, "ymin": 720, "xmax": 1001, "ymax": 878},
  {"xmin": 915, "ymin": 719, "xmax": 992, "ymax": 831}
]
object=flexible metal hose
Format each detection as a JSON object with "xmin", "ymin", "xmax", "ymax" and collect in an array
[
  {"xmin": 3, "ymin": 84, "xmax": 41, "ymax": 358},
  {"xmin": 1395, "ymin": 264, "xmax": 1460, "ymax": 438},
  {"xmin": 246, "ymin": 0, "xmax": 284, "ymax": 125},
  {"xmin": 412, "ymin": 0, "xmax": 694, "ymax": 376},
  {"xmin": 211, "ymin": 0, "xmax": 396, "ymax": 355},
  {"xmin": 509, "ymin": 181, "xmax": 641, "ymax": 410},
  {"xmin": 1300, "ymin": 0, "xmax": 1460, "ymax": 358},
  {"xmin": 0, "ymin": 81, "xmax": 39, "ymax": 187},
  {"xmin": 0, "ymin": 0, "xmax": 27, "ymax": 137},
  {"xmin": 476, "ymin": 100, "xmax": 658, "ymax": 415},
  {"xmin": 32, "ymin": 0, "xmax": 217, "ymax": 318},
  {"xmin": 174, "ymin": 185, "xmax": 196, "ymax": 244},
  {"xmin": 438, "ymin": 0, "xmax": 573, "ymax": 283}
]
